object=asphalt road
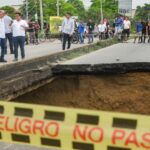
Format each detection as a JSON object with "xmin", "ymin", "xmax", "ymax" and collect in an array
[
  {"xmin": 0, "ymin": 142, "xmax": 50, "ymax": 150},
  {"xmin": 1, "ymin": 40, "xmax": 149, "ymax": 149},
  {"xmin": 63, "ymin": 40, "xmax": 150, "ymax": 65},
  {"xmin": 0, "ymin": 38, "xmax": 98, "ymax": 66}
]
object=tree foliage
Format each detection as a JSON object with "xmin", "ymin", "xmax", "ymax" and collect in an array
[
  {"xmin": 0, "ymin": 6, "xmax": 16, "ymax": 18},
  {"xmin": 134, "ymin": 4, "xmax": 150, "ymax": 21},
  {"xmin": 87, "ymin": 0, "xmax": 118, "ymax": 22},
  {"xmin": 20, "ymin": 0, "xmax": 85, "ymax": 21}
]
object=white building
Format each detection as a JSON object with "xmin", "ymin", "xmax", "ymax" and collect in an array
[
  {"xmin": 119, "ymin": 0, "xmax": 150, "ymax": 17},
  {"xmin": 0, "ymin": 0, "xmax": 24, "ymax": 9}
]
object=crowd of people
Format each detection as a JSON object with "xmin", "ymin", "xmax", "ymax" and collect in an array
[
  {"xmin": 0, "ymin": 10, "xmax": 50, "ymax": 63},
  {"xmin": 0, "ymin": 10, "xmax": 28, "ymax": 62},
  {"xmin": 0, "ymin": 10, "xmax": 150, "ymax": 62},
  {"xmin": 62, "ymin": 13, "xmax": 150, "ymax": 50}
]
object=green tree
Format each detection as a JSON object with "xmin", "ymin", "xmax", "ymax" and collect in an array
[
  {"xmin": 67, "ymin": 0, "xmax": 85, "ymax": 18},
  {"xmin": 20, "ymin": 0, "xmax": 82, "ymax": 21},
  {"xmin": 20, "ymin": 0, "xmax": 39, "ymax": 20},
  {"xmin": 134, "ymin": 4, "xmax": 150, "ymax": 21},
  {"xmin": 0, "ymin": 6, "xmax": 16, "ymax": 18},
  {"xmin": 87, "ymin": 0, "xmax": 118, "ymax": 22}
]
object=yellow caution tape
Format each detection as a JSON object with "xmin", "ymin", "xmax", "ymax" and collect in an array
[{"xmin": 0, "ymin": 102, "xmax": 149, "ymax": 150}]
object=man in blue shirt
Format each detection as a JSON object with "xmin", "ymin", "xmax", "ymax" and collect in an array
[
  {"xmin": 78, "ymin": 19, "xmax": 85, "ymax": 44},
  {"xmin": 115, "ymin": 15, "xmax": 123, "ymax": 34},
  {"xmin": 134, "ymin": 20, "xmax": 143, "ymax": 43}
]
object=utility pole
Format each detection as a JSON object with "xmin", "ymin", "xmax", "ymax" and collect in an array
[
  {"xmin": 100, "ymin": 0, "xmax": 103, "ymax": 21},
  {"xmin": 39, "ymin": 0, "xmax": 44, "ymax": 31},
  {"xmin": 25, "ymin": 0, "xmax": 29, "ymax": 20},
  {"xmin": 56, "ymin": 0, "xmax": 60, "ymax": 16}
]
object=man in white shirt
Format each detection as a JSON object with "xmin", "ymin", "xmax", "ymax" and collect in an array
[
  {"xmin": 0, "ymin": 10, "xmax": 7, "ymax": 62},
  {"xmin": 62, "ymin": 12, "xmax": 74, "ymax": 50},
  {"xmin": 98, "ymin": 21, "xmax": 106, "ymax": 40},
  {"xmin": 4, "ymin": 11, "xmax": 14, "ymax": 54},
  {"xmin": 123, "ymin": 17, "xmax": 131, "ymax": 40},
  {"xmin": 12, "ymin": 12, "xmax": 28, "ymax": 61}
]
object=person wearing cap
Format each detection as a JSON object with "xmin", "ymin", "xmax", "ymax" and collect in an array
[
  {"xmin": 62, "ymin": 12, "xmax": 74, "ymax": 50},
  {"xmin": 0, "ymin": 10, "xmax": 7, "ymax": 62}
]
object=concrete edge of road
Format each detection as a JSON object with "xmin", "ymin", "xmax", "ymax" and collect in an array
[
  {"xmin": 52, "ymin": 62, "xmax": 150, "ymax": 75},
  {"xmin": 0, "ymin": 38, "xmax": 118, "ymax": 81}
]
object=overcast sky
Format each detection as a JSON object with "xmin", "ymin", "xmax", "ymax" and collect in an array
[
  {"xmin": 0, "ymin": 0, "xmax": 150, "ymax": 9},
  {"xmin": 82, "ymin": 0, "xmax": 92, "ymax": 8}
]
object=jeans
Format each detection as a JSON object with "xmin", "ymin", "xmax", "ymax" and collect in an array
[
  {"xmin": 99, "ymin": 32, "xmax": 105, "ymax": 40},
  {"xmin": 79, "ymin": 32, "xmax": 84, "ymax": 43},
  {"xmin": 13, "ymin": 36, "xmax": 25, "ymax": 59},
  {"xmin": 62, "ymin": 33, "xmax": 71, "ymax": 50},
  {"xmin": 142, "ymin": 32, "xmax": 146, "ymax": 43},
  {"xmin": 88, "ymin": 32, "xmax": 94, "ymax": 43},
  {"xmin": 115, "ymin": 26, "xmax": 122, "ymax": 34},
  {"xmin": 5, "ymin": 33, "xmax": 14, "ymax": 54},
  {"xmin": 0, "ymin": 38, "xmax": 6, "ymax": 60}
]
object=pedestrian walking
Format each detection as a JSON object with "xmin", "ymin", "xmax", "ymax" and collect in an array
[
  {"xmin": 134, "ymin": 20, "xmax": 143, "ymax": 43},
  {"xmin": 78, "ymin": 19, "xmax": 85, "ymax": 44},
  {"xmin": 123, "ymin": 17, "xmax": 131, "ymax": 41},
  {"xmin": 62, "ymin": 12, "xmax": 74, "ymax": 50},
  {"xmin": 3, "ymin": 11, "xmax": 14, "ymax": 54},
  {"xmin": 87, "ymin": 19, "xmax": 95, "ymax": 43},
  {"xmin": 98, "ymin": 21, "xmax": 106, "ymax": 40},
  {"xmin": 11, "ymin": 12, "xmax": 28, "ymax": 61},
  {"xmin": 0, "ymin": 10, "xmax": 7, "ymax": 62}
]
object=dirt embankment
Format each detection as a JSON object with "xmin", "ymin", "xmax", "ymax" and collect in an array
[{"xmin": 14, "ymin": 73, "xmax": 150, "ymax": 115}]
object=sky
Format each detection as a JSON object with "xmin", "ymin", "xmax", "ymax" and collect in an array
[
  {"xmin": 82, "ymin": 0, "xmax": 92, "ymax": 8},
  {"xmin": 0, "ymin": 0, "xmax": 149, "ymax": 9}
]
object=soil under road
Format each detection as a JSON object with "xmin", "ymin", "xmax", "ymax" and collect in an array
[{"xmin": 13, "ymin": 72, "xmax": 150, "ymax": 115}]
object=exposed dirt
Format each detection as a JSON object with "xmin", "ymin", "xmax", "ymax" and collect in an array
[{"xmin": 14, "ymin": 73, "xmax": 150, "ymax": 115}]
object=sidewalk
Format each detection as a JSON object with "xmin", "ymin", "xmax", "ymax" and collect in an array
[{"xmin": 1, "ymin": 39, "xmax": 98, "ymax": 66}]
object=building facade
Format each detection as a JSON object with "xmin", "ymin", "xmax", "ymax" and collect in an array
[
  {"xmin": 0, "ymin": 0, "xmax": 24, "ymax": 9},
  {"xmin": 119, "ymin": 0, "xmax": 150, "ymax": 18}
]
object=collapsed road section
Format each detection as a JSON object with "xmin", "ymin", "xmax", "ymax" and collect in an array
[
  {"xmin": 53, "ymin": 41, "xmax": 150, "ymax": 74},
  {"xmin": 14, "ymin": 41, "xmax": 150, "ymax": 115},
  {"xmin": 0, "ymin": 38, "xmax": 117, "ymax": 101}
]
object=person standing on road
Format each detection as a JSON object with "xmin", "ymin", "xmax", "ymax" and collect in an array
[
  {"xmin": 12, "ymin": 12, "xmax": 28, "ymax": 61},
  {"xmin": 78, "ymin": 19, "xmax": 85, "ymax": 44},
  {"xmin": 123, "ymin": 17, "xmax": 131, "ymax": 41},
  {"xmin": 87, "ymin": 19, "xmax": 95, "ymax": 43},
  {"xmin": 62, "ymin": 12, "xmax": 74, "ymax": 50},
  {"xmin": 0, "ymin": 10, "xmax": 7, "ymax": 62},
  {"xmin": 34, "ymin": 22, "xmax": 40, "ymax": 44},
  {"xmin": 134, "ymin": 20, "xmax": 143, "ymax": 43},
  {"xmin": 147, "ymin": 21, "xmax": 150, "ymax": 43},
  {"xmin": 115, "ymin": 15, "xmax": 123, "ymax": 34},
  {"xmin": 28, "ymin": 20, "xmax": 35, "ymax": 44},
  {"xmin": 3, "ymin": 11, "xmax": 14, "ymax": 54},
  {"xmin": 98, "ymin": 21, "xmax": 106, "ymax": 40},
  {"xmin": 115, "ymin": 15, "xmax": 123, "ymax": 41}
]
